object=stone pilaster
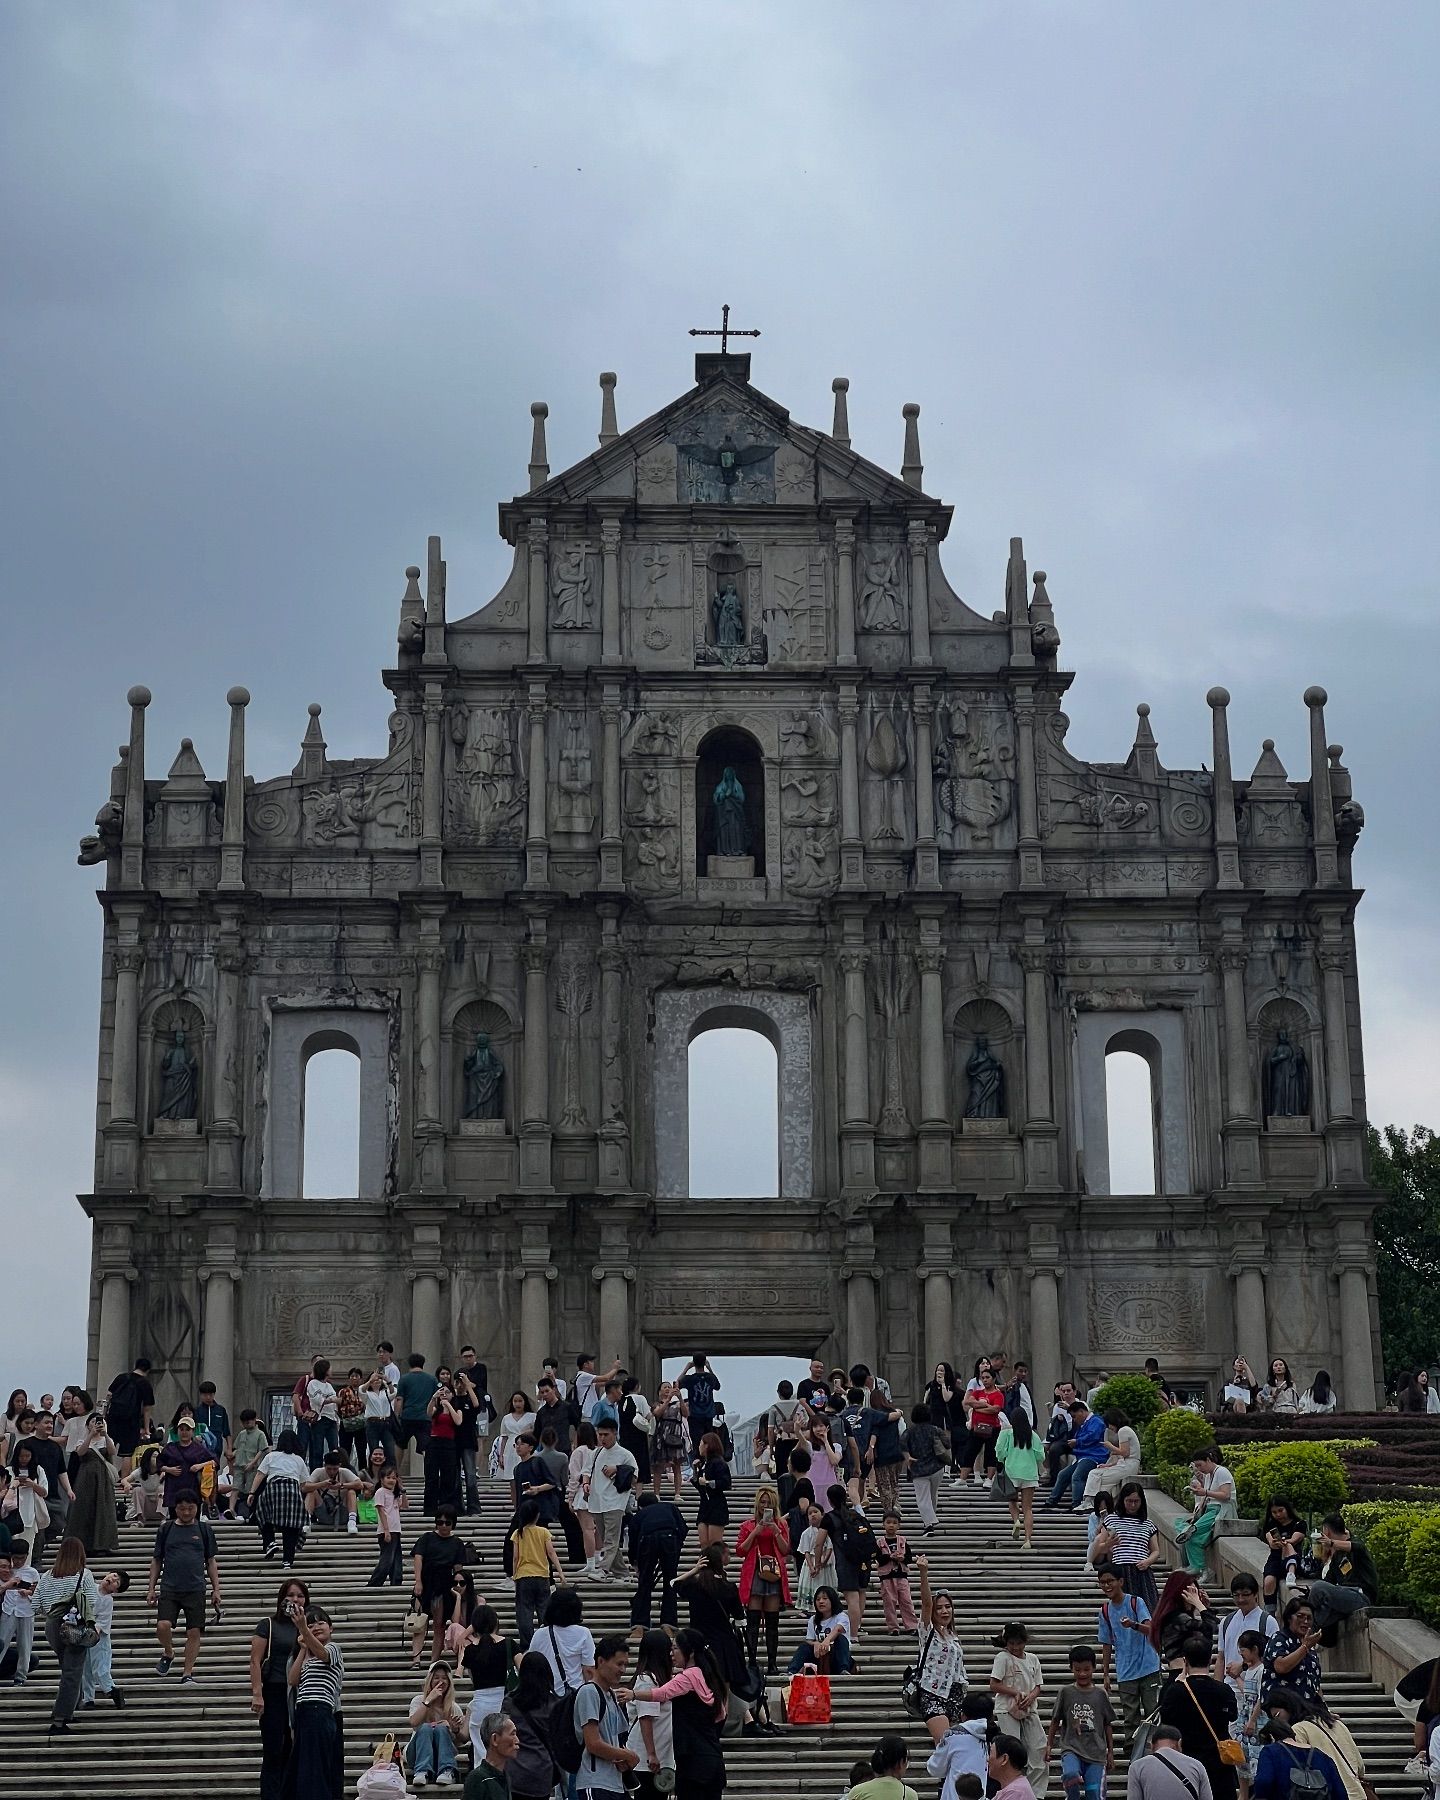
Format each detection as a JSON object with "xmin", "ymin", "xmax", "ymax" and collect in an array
[
  {"xmin": 598, "ymin": 685, "xmax": 623, "ymax": 890},
  {"xmin": 1230, "ymin": 1252, "xmax": 1269, "ymax": 1387},
  {"xmin": 838, "ymin": 930, "xmax": 875, "ymax": 1193},
  {"xmin": 420, "ymin": 686, "xmax": 444, "ymax": 888},
  {"xmin": 912, "ymin": 684, "xmax": 939, "ymax": 891},
  {"xmin": 1018, "ymin": 935, "xmax": 1060, "ymax": 1190},
  {"xmin": 914, "ymin": 929, "xmax": 950, "ymax": 1190},
  {"xmin": 600, "ymin": 512, "xmax": 622, "ymax": 666},
  {"xmin": 1013, "ymin": 687, "xmax": 1044, "ymax": 888},
  {"xmin": 1215, "ymin": 939, "xmax": 1262, "ymax": 1187},
  {"xmin": 834, "ymin": 515, "xmax": 857, "ymax": 666},
  {"xmin": 206, "ymin": 931, "xmax": 245, "ymax": 1191},
  {"xmin": 526, "ymin": 517, "xmax": 548, "ymax": 664},
  {"xmin": 596, "ymin": 911, "xmax": 629, "ymax": 1190},
  {"xmin": 1316, "ymin": 931, "xmax": 1365, "ymax": 1187},
  {"xmin": 1333, "ymin": 1215, "xmax": 1378, "ymax": 1408},
  {"xmin": 519, "ymin": 922, "xmax": 552, "ymax": 1189},
  {"xmin": 201, "ymin": 1226, "xmax": 239, "ymax": 1413},
  {"xmin": 843, "ymin": 1216, "xmax": 878, "ymax": 1370},
  {"xmin": 907, "ymin": 519, "xmax": 931, "ymax": 667},
  {"xmin": 517, "ymin": 1208, "xmax": 555, "ymax": 1388},
  {"xmin": 525, "ymin": 677, "xmax": 550, "ymax": 889},
  {"xmin": 102, "ymin": 931, "xmax": 145, "ymax": 1190},
  {"xmin": 918, "ymin": 1211, "xmax": 955, "ymax": 1375},
  {"xmin": 92, "ymin": 1211, "xmax": 139, "ymax": 1394},
  {"xmin": 838, "ymin": 682, "xmax": 864, "ymax": 891}
]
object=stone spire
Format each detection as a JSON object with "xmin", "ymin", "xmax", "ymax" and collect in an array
[
  {"xmin": 901, "ymin": 403, "xmax": 923, "ymax": 488},
  {"xmin": 598, "ymin": 372, "xmax": 618, "ymax": 446},
  {"xmin": 1030, "ymin": 569, "xmax": 1059, "ymax": 653},
  {"xmin": 1206, "ymin": 686, "xmax": 1241, "ymax": 889},
  {"xmin": 831, "ymin": 377, "xmax": 851, "ymax": 448},
  {"xmin": 528, "ymin": 401, "xmax": 550, "ymax": 491},
  {"xmin": 219, "ymin": 686, "xmax": 248, "ymax": 891},
  {"xmin": 294, "ymin": 702, "xmax": 326, "ymax": 779},
  {"xmin": 397, "ymin": 564, "xmax": 425, "ymax": 654},
  {"xmin": 424, "ymin": 536, "xmax": 447, "ymax": 663},
  {"xmin": 120, "ymin": 685, "xmax": 151, "ymax": 887},
  {"xmin": 1128, "ymin": 703, "xmax": 1160, "ymax": 781},
  {"xmin": 1305, "ymin": 685, "xmax": 1339, "ymax": 886}
]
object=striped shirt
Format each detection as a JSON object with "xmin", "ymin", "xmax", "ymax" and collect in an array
[
  {"xmin": 295, "ymin": 1641, "xmax": 344, "ymax": 1709},
  {"xmin": 1107, "ymin": 1513, "xmax": 1158, "ymax": 1565}
]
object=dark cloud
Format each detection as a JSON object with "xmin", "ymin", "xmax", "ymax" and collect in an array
[{"xmin": 2, "ymin": 0, "xmax": 1436, "ymax": 1388}]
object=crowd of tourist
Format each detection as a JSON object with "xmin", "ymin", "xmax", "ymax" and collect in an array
[{"xmin": 0, "ymin": 1346, "xmax": 1412, "ymax": 1799}]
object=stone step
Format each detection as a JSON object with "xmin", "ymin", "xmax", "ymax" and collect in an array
[{"xmin": 1, "ymin": 1476, "xmax": 1414, "ymax": 1798}]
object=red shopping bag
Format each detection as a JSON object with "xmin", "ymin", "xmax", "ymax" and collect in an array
[{"xmin": 786, "ymin": 1673, "xmax": 832, "ymax": 1725}]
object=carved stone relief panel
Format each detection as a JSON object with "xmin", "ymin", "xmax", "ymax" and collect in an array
[
  {"xmin": 932, "ymin": 694, "xmax": 1014, "ymax": 850},
  {"xmin": 765, "ymin": 544, "xmax": 828, "ymax": 663},
  {"xmin": 264, "ymin": 1285, "xmax": 385, "ymax": 1362},
  {"xmin": 862, "ymin": 693, "xmax": 911, "ymax": 846},
  {"xmin": 549, "ymin": 539, "xmax": 596, "ymax": 630},
  {"xmin": 445, "ymin": 706, "xmax": 527, "ymax": 847},
  {"xmin": 551, "ymin": 709, "xmax": 595, "ymax": 835},
  {"xmin": 858, "ymin": 538, "xmax": 907, "ymax": 633},
  {"xmin": 1086, "ymin": 1276, "xmax": 1206, "ymax": 1352}
]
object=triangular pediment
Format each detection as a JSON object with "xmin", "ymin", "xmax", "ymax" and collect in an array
[{"xmin": 505, "ymin": 367, "xmax": 949, "ymax": 530}]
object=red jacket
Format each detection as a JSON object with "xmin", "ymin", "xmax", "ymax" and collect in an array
[{"xmin": 735, "ymin": 1515, "xmax": 792, "ymax": 1607}]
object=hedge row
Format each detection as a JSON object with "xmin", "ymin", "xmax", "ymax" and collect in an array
[{"xmin": 1344, "ymin": 1502, "xmax": 1440, "ymax": 1631}]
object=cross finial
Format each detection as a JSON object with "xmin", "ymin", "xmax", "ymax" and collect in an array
[{"xmin": 688, "ymin": 302, "xmax": 761, "ymax": 355}]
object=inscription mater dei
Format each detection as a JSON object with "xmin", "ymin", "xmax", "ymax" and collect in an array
[{"xmin": 647, "ymin": 1277, "xmax": 830, "ymax": 1315}]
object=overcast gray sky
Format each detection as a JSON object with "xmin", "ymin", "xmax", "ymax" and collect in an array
[{"xmin": 3, "ymin": 2, "xmax": 1437, "ymax": 1414}]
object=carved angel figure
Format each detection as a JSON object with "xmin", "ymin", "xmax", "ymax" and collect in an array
[{"xmin": 679, "ymin": 433, "xmax": 773, "ymax": 500}]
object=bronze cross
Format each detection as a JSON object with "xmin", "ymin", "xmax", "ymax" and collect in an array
[{"xmin": 689, "ymin": 303, "xmax": 761, "ymax": 354}]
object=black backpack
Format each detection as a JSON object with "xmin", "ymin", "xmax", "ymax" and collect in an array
[
  {"xmin": 842, "ymin": 1511, "xmax": 877, "ymax": 1571},
  {"xmin": 548, "ymin": 1676, "xmax": 601, "ymax": 1776}
]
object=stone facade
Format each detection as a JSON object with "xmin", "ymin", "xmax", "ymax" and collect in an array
[{"xmin": 77, "ymin": 350, "xmax": 1383, "ymax": 1417}]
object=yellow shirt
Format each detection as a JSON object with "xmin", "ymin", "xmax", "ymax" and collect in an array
[{"xmin": 511, "ymin": 1524, "xmax": 553, "ymax": 1582}]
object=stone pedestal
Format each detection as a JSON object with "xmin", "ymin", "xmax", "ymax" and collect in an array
[
  {"xmin": 1265, "ymin": 1116, "xmax": 1311, "ymax": 1135},
  {"xmin": 458, "ymin": 1119, "xmax": 507, "ymax": 1138},
  {"xmin": 153, "ymin": 1118, "xmax": 199, "ymax": 1137},
  {"xmin": 961, "ymin": 1117, "xmax": 1009, "ymax": 1136},
  {"xmin": 706, "ymin": 854, "xmax": 754, "ymax": 878}
]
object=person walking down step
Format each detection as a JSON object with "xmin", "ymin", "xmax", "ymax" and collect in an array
[{"xmin": 147, "ymin": 1488, "xmax": 221, "ymax": 1684}]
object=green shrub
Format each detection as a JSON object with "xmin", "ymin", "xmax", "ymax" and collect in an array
[
  {"xmin": 1154, "ymin": 1462, "xmax": 1196, "ymax": 1507},
  {"xmin": 1406, "ymin": 1517, "xmax": 1440, "ymax": 1598},
  {"xmin": 1234, "ymin": 1443, "xmax": 1348, "ymax": 1520},
  {"xmin": 1090, "ymin": 1375, "xmax": 1164, "ymax": 1432},
  {"xmin": 1147, "ymin": 1410, "xmax": 1216, "ymax": 1469},
  {"xmin": 1364, "ymin": 1507, "xmax": 1440, "ymax": 1592}
]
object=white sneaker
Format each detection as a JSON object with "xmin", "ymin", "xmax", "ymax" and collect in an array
[
  {"xmin": 346, "ymin": 1517, "xmax": 358, "ymax": 1535},
  {"xmin": 435, "ymin": 1773, "xmax": 457, "ymax": 1787}
]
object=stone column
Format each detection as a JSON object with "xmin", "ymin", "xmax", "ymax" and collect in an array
[
  {"xmin": 597, "ymin": 918, "xmax": 629, "ymax": 1190},
  {"xmin": 219, "ymin": 686, "xmax": 248, "ymax": 892},
  {"xmin": 1019, "ymin": 937, "xmax": 1060, "ymax": 1191},
  {"xmin": 416, "ymin": 943, "xmax": 444, "ymax": 1130},
  {"xmin": 520, "ymin": 1270, "xmax": 552, "ymax": 1385},
  {"xmin": 598, "ymin": 688, "xmax": 623, "ymax": 890},
  {"xmin": 1013, "ymin": 688, "xmax": 1043, "ymax": 887},
  {"xmin": 526, "ymin": 518, "xmax": 548, "ymax": 664},
  {"xmin": 1028, "ymin": 1264, "xmax": 1063, "ymax": 1403},
  {"xmin": 1207, "ymin": 687, "xmax": 1242, "ymax": 891},
  {"xmin": 600, "ymin": 514, "xmax": 622, "ymax": 665},
  {"xmin": 838, "ymin": 682, "xmax": 864, "ymax": 890},
  {"xmin": 110, "ymin": 944, "xmax": 144, "ymax": 1128},
  {"xmin": 410, "ymin": 1270, "xmax": 441, "ymax": 1362},
  {"xmin": 915, "ymin": 935, "xmax": 949, "ymax": 1190},
  {"xmin": 520, "ymin": 930, "xmax": 552, "ymax": 1188},
  {"xmin": 525, "ymin": 681, "xmax": 549, "ymax": 889},
  {"xmin": 845, "ymin": 1269, "xmax": 878, "ymax": 1371},
  {"xmin": 835, "ymin": 516, "xmax": 857, "ymax": 666},
  {"xmin": 912, "ymin": 686, "xmax": 939, "ymax": 890},
  {"xmin": 202, "ymin": 1263, "xmax": 238, "ymax": 1417},
  {"xmin": 420, "ymin": 689, "xmax": 444, "ymax": 887},
  {"xmin": 919, "ymin": 1214, "xmax": 955, "ymax": 1375},
  {"xmin": 838, "ymin": 938, "xmax": 875, "ymax": 1193},
  {"xmin": 1337, "ymin": 1256, "xmax": 1377, "ymax": 1409},
  {"xmin": 1306, "ymin": 686, "xmax": 1339, "ymax": 888},
  {"xmin": 1217, "ymin": 941, "xmax": 1262, "ymax": 1187},
  {"xmin": 1318, "ymin": 943, "xmax": 1355, "ymax": 1122},
  {"xmin": 907, "ymin": 520, "xmax": 931, "ymax": 666},
  {"xmin": 1232, "ymin": 1258, "xmax": 1269, "ymax": 1385},
  {"xmin": 597, "ymin": 1266, "xmax": 633, "ymax": 1365},
  {"xmin": 96, "ymin": 1270, "xmax": 133, "ymax": 1394},
  {"xmin": 207, "ymin": 935, "xmax": 244, "ymax": 1190}
]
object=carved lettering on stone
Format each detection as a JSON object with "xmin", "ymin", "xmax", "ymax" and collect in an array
[
  {"xmin": 645, "ymin": 1278, "xmax": 830, "ymax": 1316},
  {"xmin": 1087, "ymin": 1278, "xmax": 1205, "ymax": 1352},
  {"xmin": 265, "ymin": 1286, "xmax": 383, "ymax": 1359}
]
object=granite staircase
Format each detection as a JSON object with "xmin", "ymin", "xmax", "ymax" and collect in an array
[{"xmin": 1, "ymin": 1475, "xmax": 1416, "ymax": 1798}]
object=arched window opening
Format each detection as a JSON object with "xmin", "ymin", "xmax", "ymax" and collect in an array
[
  {"xmin": 695, "ymin": 726, "xmax": 765, "ymax": 876},
  {"xmin": 1105, "ymin": 1046, "xmax": 1158, "ymax": 1196},
  {"xmin": 301, "ymin": 1045, "xmax": 361, "ymax": 1199},
  {"xmin": 687, "ymin": 1025, "xmax": 778, "ymax": 1198}
]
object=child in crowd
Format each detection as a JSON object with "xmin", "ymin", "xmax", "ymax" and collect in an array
[
  {"xmin": 840, "ymin": 1761, "xmax": 874, "ymax": 1800},
  {"xmin": 798, "ymin": 1501, "xmax": 836, "ymax": 1612},
  {"xmin": 230, "ymin": 1410, "xmax": 270, "ymax": 1521},
  {"xmin": 80, "ymin": 1568, "xmax": 130, "ymax": 1707},
  {"xmin": 0, "ymin": 1541, "xmax": 38, "ymax": 1684},
  {"xmin": 876, "ymin": 1510, "xmax": 918, "ymax": 1632},
  {"xmin": 1232, "ymin": 1628, "xmax": 1267, "ymax": 1783},
  {"xmin": 368, "ymin": 1464, "xmax": 407, "ymax": 1588},
  {"xmin": 1046, "ymin": 1643, "xmax": 1115, "ymax": 1800}
]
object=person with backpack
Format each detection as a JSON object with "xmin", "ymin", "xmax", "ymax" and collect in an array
[
  {"xmin": 501, "ymin": 1649, "xmax": 563, "ymax": 1800},
  {"xmin": 650, "ymin": 1381, "xmax": 688, "ymax": 1501},
  {"xmin": 823, "ymin": 1481, "xmax": 876, "ymax": 1639},
  {"xmin": 103, "ymin": 1358, "xmax": 155, "ymax": 1475},
  {"xmin": 146, "ymin": 1488, "xmax": 221, "ymax": 1683},
  {"xmin": 1251, "ymin": 1720, "xmax": 1346, "ymax": 1800},
  {"xmin": 557, "ymin": 1631, "xmax": 639, "ymax": 1795}
]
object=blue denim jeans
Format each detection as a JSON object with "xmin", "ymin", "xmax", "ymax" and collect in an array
[
  {"xmin": 307, "ymin": 1418, "xmax": 339, "ymax": 1468},
  {"xmin": 1061, "ymin": 1751, "xmax": 1105, "ymax": 1800},
  {"xmin": 410, "ymin": 1721, "xmax": 458, "ymax": 1777},
  {"xmin": 1049, "ymin": 1456, "xmax": 1101, "ymax": 1507}
]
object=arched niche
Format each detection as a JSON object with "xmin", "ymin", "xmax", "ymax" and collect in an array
[
  {"xmin": 1255, "ymin": 995, "xmax": 1317, "ymax": 1127},
  {"xmin": 951, "ymin": 996, "xmax": 1014, "ymax": 1126},
  {"xmin": 695, "ymin": 726, "xmax": 766, "ymax": 875},
  {"xmin": 1074, "ymin": 1009, "xmax": 1192, "ymax": 1196},
  {"xmin": 449, "ymin": 998, "xmax": 516, "ymax": 1130},
  {"xmin": 652, "ymin": 989, "xmax": 811, "ymax": 1198},
  {"xmin": 145, "ymin": 995, "xmax": 206, "ymax": 1131},
  {"xmin": 262, "ymin": 1005, "xmax": 391, "ymax": 1200}
]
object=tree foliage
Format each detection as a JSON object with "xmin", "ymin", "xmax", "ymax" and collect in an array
[{"xmin": 1370, "ymin": 1125, "xmax": 1440, "ymax": 1384}]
